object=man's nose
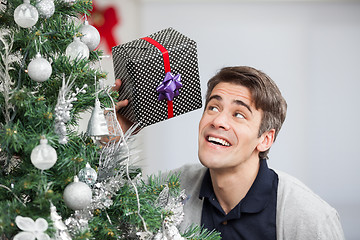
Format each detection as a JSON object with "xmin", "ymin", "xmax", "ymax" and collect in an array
[{"xmin": 211, "ymin": 111, "xmax": 230, "ymax": 130}]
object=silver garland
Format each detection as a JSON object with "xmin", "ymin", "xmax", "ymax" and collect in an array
[
  {"xmin": 91, "ymin": 173, "xmax": 126, "ymax": 210},
  {"xmin": 97, "ymin": 123, "xmax": 140, "ymax": 181},
  {"xmin": 64, "ymin": 210, "xmax": 92, "ymax": 236}
]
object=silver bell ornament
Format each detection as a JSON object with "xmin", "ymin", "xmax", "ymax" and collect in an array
[
  {"xmin": 30, "ymin": 136, "xmax": 57, "ymax": 170},
  {"xmin": 86, "ymin": 98, "xmax": 109, "ymax": 137},
  {"xmin": 65, "ymin": 37, "xmax": 89, "ymax": 61},
  {"xmin": 63, "ymin": 176, "xmax": 92, "ymax": 210},
  {"xmin": 36, "ymin": 0, "xmax": 55, "ymax": 19},
  {"xmin": 27, "ymin": 53, "xmax": 52, "ymax": 82},
  {"xmin": 79, "ymin": 20, "xmax": 100, "ymax": 51},
  {"xmin": 78, "ymin": 162, "xmax": 97, "ymax": 186},
  {"xmin": 14, "ymin": 0, "xmax": 39, "ymax": 28}
]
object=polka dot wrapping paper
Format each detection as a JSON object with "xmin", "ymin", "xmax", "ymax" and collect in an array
[{"xmin": 112, "ymin": 27, "xmax": 202, "ymax": 128}]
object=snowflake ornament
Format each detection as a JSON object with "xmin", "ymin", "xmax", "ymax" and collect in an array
[
  {"xmin": 14, "ymin": 216, "xmax": 50, "ymax": 240},
  {"xmin": 54, "ymin": 74, "xmax": 87, "ymax": 144}
]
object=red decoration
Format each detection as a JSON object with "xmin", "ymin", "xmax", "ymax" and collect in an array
[{"xmin": 89, "ymin": 2, "xmax": 120, "ymax": 53}]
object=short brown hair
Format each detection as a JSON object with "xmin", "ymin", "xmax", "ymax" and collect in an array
[{"xmin": 205, "ymin": 66, "xmax": 287, "ymax": 159}]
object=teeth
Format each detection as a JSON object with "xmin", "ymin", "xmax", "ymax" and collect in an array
[{"xmin": 208, "ymin": 136, "xmax": 230, "ymax": 146}]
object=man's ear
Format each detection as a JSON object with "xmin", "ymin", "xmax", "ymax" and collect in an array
[{"xmin": 257, "ymin": 129, "xmax": 275, "ymax": 152}]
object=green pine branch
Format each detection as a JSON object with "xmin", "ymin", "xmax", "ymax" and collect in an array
[{"xmin": 182, "ymin": 225, "xmax": 222, "ymax": 240}]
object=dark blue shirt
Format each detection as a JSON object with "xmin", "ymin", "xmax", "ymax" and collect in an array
[{"xmin": 199, "ymin": 159, "xmax": 278, "ymax": 240}]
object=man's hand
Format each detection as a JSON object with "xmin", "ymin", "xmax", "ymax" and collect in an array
[
  {"xmin": 112, "ymin": 79, "xmax": 133, "ymax": 134},
  {"xmin": 100, "ymin": 79, "xmax": 136, "ymax": 145}
]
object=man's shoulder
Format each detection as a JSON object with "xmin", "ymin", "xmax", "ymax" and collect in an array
[
  {"xmin": 158, "ymin": 163, "xmax": 206, "ymax": 191},
  {"xmin": 170, "ymin": 164, "xmax": 206, "ymax": 232},
  {"xmin": 275, "ymin": 170, "xmax": 334, "ymax": 212},
  {"xmin": 172, "ymin": 163, "xmax": 206, "ymax": 176},
  {"xmin": 171, "ymin": 163, "xmax": 207, "ymax": 188},
  {"xmin": 274, "ymin": 170, "xmax": 345, "ymax": 239}
]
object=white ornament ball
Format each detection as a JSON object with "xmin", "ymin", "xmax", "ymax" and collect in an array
[
  {"xmin": 27, "ymin": 53, "xmax": 52, "ymax": 82},
  {"xmin": 14, "ymin": 0, "xmax": 39, "ymax": 28},
  {"xmin": 78, "ymin": 163, "xmax": 97, "ymax": 186},
  {"xmin": 36, "ymin": 0, "xmax": 55, "ymax": 19},
  {"xmin": 63, "ymin": 176, "xmax": 92, "ymax": 210},
  {"xmin": 30, "ymin": 137, "xmax": 57, "ymax": 170},
  {"xmin": 65, "ymin": 37, "xmax": 89, "ymax": 61},
  {"xmin": 79, "ymin": 21, "xmax": 100, "ymax": 51}
]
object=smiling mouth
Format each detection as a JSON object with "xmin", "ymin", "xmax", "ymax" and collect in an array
[{"xmin": 207, "ymin": 136, "xmax": 231, "ymax": 147}]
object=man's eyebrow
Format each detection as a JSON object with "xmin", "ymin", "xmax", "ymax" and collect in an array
[
  {"xmin": 208, "ymin": 95, "xmax": 253, "ymax": 114},
  {"xmin": 234, "ymin": 99, "xmax": 252, "ymax": 114},
  {"xmin": 208, "ymin": 95, "xmax": 222, "ymax": 102}
]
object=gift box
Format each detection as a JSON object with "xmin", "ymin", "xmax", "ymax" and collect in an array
[{"xmin": 112, "ymin": 27, "xmax": 202, "ymax": 128}]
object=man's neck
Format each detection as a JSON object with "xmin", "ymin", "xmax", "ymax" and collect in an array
[{"xmin": 209, "ymin": 158, "xmax": 260, "ymax": 214}]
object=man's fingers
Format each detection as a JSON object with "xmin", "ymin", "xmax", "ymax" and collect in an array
[
  {"xmin": 115, "ymin": 99, "xmax": 128, "ymax": 111},
  {"xmin": 112, "ymin": 79, "xmax": 122, "ymax": 92},
  {"xmin": 110, "ymin": 79, "xmax": 133, "ymax": 134},
  {"xmin": 113, "ymin": 79, "xmax": 129, "ymax": 111}
]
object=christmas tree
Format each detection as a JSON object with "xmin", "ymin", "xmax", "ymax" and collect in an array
[{"xmin": 0, "ymin": 0, "xmax": 220, "ymax": 239}]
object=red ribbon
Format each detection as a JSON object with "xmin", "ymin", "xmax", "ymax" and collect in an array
[{"xmin": 142, "ymin": 37, "xmax": 174, "ymax": 119}]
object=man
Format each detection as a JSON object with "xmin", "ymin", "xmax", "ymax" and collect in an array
[{"xmin": 114, "ymin": 66, "xmax": 344, "ymax": 239}]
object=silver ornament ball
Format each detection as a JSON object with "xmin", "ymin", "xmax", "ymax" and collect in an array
[
  {"xmin": 27, "ymin": 53, "xmax": 52, "ymax": 82},
  {"xmin": 63, "ymin": 176, "xmax": 92, "ymax": 210},
  {"xmin": 14, "ymin": 0, "xmax": 39, "ymax": 28},
  {"xmin": 65, "ymin": 37, "xmax": 89, "ymax": 61},
  {"xmin": 36, "ymin": 0, "xmax": 55, "ymax": 19},
  {"xmin": 78, "ymin": 163, "xmax": 97, "ymax": 186},
  {"xmin": 80, "ymin": 21, "xmax": 100, "ymax": 51}
]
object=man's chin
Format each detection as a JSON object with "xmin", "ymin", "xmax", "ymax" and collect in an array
[
  {"xmin": 198, "ymin": 157, "xmax": 207, "ymax": 168},
  {"xmin": 198, "ymin": 152, "xmax": 209, "ymax": 168},
  {"xmin": 198, "ymin": 154, "xmax": 222, "ymax": 169}
]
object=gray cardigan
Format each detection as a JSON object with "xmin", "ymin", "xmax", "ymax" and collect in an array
[{"xmin": 172, "ymin": 164, "xmax": 345, "ymax": 239}]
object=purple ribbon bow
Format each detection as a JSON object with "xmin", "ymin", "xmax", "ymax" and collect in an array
[{"xmin": 156, "ymin": 72, "xmax": 183, "ymax": 101}]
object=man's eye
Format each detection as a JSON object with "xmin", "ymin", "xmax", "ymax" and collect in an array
[
  {"xmin": 234, "ymin": 112, "xmax": 245, "ymax": 119},
  {"xmin": 208, "ymin": 106, "xmax": 219, "ymax": 112}
]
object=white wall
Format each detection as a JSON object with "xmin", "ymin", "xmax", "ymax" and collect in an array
[
  {"xmin": 136, "ymin": 1, "xmax": 360, "ymax": 239},
  {"xmin": 93, "ymin": 1, "xmax": 360, "ymax": 239}
]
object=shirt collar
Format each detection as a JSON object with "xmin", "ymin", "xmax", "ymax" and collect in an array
[
  {"xmin": 199, "ymin": 167, "xmax": 214, "ymax": 199},
  {"xmin": 199, "ymin": 159, "xmax": 277, "ymax": 214}
]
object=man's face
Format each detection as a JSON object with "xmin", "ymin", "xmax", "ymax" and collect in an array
[{"xmin": 198, "ymin": 82, "xmax": 273, "ymax": 171}]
